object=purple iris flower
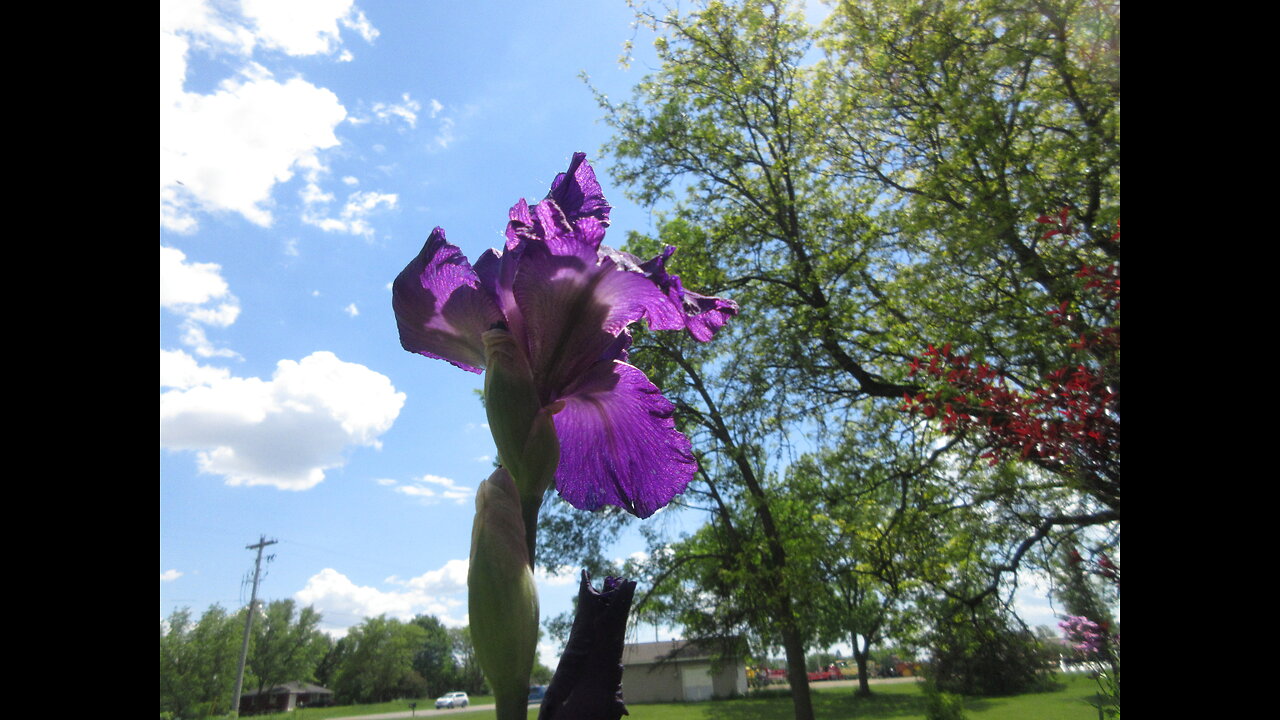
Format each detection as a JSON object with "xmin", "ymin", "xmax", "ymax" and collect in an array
[{"xmin": 393, "ymin": 153, "xmax": 736, "ymax": 518}]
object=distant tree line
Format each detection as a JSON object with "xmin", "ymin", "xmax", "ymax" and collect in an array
[{"xmin": 160, "ymin": 600, "xmax": 551, "ymax": 718}]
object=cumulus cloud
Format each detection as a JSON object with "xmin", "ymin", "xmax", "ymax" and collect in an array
[
  {"xmin": 160, "ymin": 351, "xmax": 405, "ymax": 490},
  {"xmin": 160, "ymin": 0, "xmax": 376, "ymax": 232},
  {"xmin": 161, "ymin": 246, "xmax": 241, "ymax": 358},
  {"xmin": 160, "ymin": 569, "xmax": 184, "ymax": 582},
  {"xmin": 389, "ymin": 474, "xmax": 473, "ymax": 505},
  {"xmin": 387, "ymin": 558, "xmax": 470, "ymax": 595},
  {"xmin": 296, "ymin": 565, "xmax": 466, "ymax": 635},
  {"xmin": 301, "ymin": 187, "xmax": 398, "ymax": 237},
  {"xmin": 161, "ymin": 348, "xmax": 231, "ymax": 389},
  {"xmin": 241, "ymin": 0, "xmax": 375, "ymax": 57},
  {"xmin": 344, "ymin": 303, "xmax": 359, "ymax": 317}
]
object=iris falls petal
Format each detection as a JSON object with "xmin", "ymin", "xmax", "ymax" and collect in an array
[{"xmin": 552, "ymin": 361, "xmax": 695, "ymax": 519}]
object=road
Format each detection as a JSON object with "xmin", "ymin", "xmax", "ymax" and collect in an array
[{"xmin": 325, "ymin": 704, "xmax": 504, "ymax": 720}]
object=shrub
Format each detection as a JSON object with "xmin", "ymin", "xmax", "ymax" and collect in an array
[{"xmin": 922, "ymin": 680, "xmax": 967, "ymax": 720}]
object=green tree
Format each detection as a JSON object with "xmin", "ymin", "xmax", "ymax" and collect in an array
[
  {"xmin": 449, "ymin": 626, "xmax": 489, "ymax": 695},
  {"xmin": 572, "ymin": 2, "xmax": 1121, "ymax": 718},
  {"xmin": 601, "ymin": 0, "xmax": 1119, "ymax": 600},
  {"xmin": 244, "ymin": 600, "xmax": 328, "ymax": 712},
  {"xmin": 924, "ymin": 594, "xmax": 1053, "ymax": 696},
  {"xmin": 160, "ymin": 605, "xmax": 243, "ymax": 718},
  {"xmin": 411, "ymin": 614, "xmax": 460, "ymax": 697},
  {"xmin": 332, "ymin": 616, "xmax": 428, "ymax": 704}
]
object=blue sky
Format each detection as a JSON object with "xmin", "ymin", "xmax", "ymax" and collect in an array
[
  {"xmin": 159, "ymin": 0, "xmax": 677, "ymax": 667},
  {"xmin": 160, "ymin": 0, "xmax": 1062, "ymax": 669}
]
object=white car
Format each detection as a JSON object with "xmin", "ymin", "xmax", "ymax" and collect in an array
[{"xmin": 435, "ymin": 692, "xmax": 469, "ymax": 709}]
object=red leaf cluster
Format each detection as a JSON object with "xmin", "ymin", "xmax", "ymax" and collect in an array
[{"xmin": 901, "ymin": 211, "xmax": 1120, "ymax": 499}]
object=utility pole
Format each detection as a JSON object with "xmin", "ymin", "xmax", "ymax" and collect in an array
[{"xmin": 231, "ymin": 535, "xmax": 277, "ymax": 717}]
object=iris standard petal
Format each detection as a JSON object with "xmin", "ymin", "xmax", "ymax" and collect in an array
[
  {"xmin": 547, "ymin": 151, "xmax": 612, "ymax": 227},
  {"xmin": 511, "ymin": 239, "xmax": 684, "ymax": 403},
  {"xmin": 551, "ymin": 361, "xmax": 695, "ymax": 519},
  {"xmin": 393, "ymin": 228, "xmax": 505, "ymax": 373}
]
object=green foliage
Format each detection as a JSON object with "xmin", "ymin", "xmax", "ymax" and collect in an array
[
  {"xmin": 411, "ymin": 615, "xmax": 459, "ymax": 697},
  {"xmin": 923, "ymin": 679, "xmax": 968, "ymax": 720},
  {"xmin": 925, "ymin": 598, "xmax": 1055, "ymax": 697},
  {"xmin": 578, "ymin": 2, "xmax": 1121, "ymax": 719},
  {"xmin": 244, "ymin": 600, "xmax": 329, "ymax": 712},
  {"xmin": 449, "ymin": 626, "xmax": 490, "ymax": 695},
  {"xmin": 332, "ymin": 615, "xmax": 428, "ymax": 704},
  {"xmin": 159, "ymin": 605, "xmax": 244, "ymax": 719}
]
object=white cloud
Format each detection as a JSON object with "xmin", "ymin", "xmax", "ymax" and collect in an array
[
  {"xmin": 181, "ymin": 325, "xmax": 241, "ymax": 359},
  {"xmin": 161, "ymin": 246, "xmax": 241, "ymax": 357},
  {"xmin": 342, "ymin": 7, "xmax": 379, "ymax": 43},
  {"xmin": 296, "ymin": 565, "xmax": 465, "ymax": 635},
  {"xmin": 430, "ymin": 117, "xmax": 456, "ymax": 151},
  {"xmin": 534, "ymin": 566, "xmax": 581, "ymax": 587},
  {"xmin": 160, "ymin": 569, "xmax": 184, "ymax": 582},
  {"xmin": 160, "ymin": 245, "xmax": 231, "ymax": 308},
  {"xmin": 240, "ymin": 0, "xmax": 375, "ymax": 57},
  {"xmin": 160, "ymin": 351, "xmax": 405, "ymax": 490},
  {"xmin": 302, "ymin": 188, "xmax": 398, "ymax": 237},
  {"xmin": 390, "ymin": 473, "xmax": 473, "ymax": 505},
  {"xmin": 160, "ymin": 0, "xmax": 367, "ymax": 231},
  {"xmin": 161, "ymin": 349, "xmax": 231, "ymax": 389},
  {"xmin": 367, "ymin": 93, "xmax": 422, "ymax": 128},
  {"xmin": 387, "ymin": 558, "xmax": 470, "ymax": 595},
  {"xmin": 344, "ymin": 303, "xmax": 359, "ymax": 317}
]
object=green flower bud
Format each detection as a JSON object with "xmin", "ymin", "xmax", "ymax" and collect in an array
[
  {"xmin": 468, "ymin": 468, "xmax": 540, "ymax": 720},
  {"xmin": 482, "ymin": 327, "xmax": 562, "ymax": 506}
]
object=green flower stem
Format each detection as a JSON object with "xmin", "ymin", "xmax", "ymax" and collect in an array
[{"xmin": 468, "ymin": 469, "xmax": 539, "ymax": 720}]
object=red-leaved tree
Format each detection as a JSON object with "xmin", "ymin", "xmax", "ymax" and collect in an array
[{"xmin": 902, "ymin": 209, "xmax": 1120, "ymax": 517}]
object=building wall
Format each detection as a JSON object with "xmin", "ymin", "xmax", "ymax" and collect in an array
[
  {"xmin": 625, "ymin": 661, "xmax": 686, "ymax": 703},
  {"xmin": 711, "ymin": 663, "xmax": 748, "ymax": 698},
  {"xmin": 624, "ymin": 660, "xmax": 747, "ymax": 704}
]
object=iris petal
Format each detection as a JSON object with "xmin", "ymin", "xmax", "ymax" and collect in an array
[
  {"xmin": 639, "ymin": 245, "xmax": 740, "ymax": 341},
  {"xmin": 551, "ymin": 361, "xmax": 695, "ymax": 519},
  {"xmin": 547, "ymin": 151, "xmax": 612, "ymax": 227},
  {"xmin": 393, "ymin": 228, "xmax": 504, "ymax": 373}
]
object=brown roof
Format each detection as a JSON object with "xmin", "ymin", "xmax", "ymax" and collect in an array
[{"xmin": 240, "ymin": 681, "xmax": 333, "ymax": 697}]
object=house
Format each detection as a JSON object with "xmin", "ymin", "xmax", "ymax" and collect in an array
[
  {"xmin": 622, "ymin": 639, "xmax": 747, "ymax": 703},
  {"xmin": 238, "ymin": 681, "xmax": 334, "ymax": 714}
]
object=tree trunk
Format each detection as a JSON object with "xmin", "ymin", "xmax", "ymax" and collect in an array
[
  {"xmin": 781, "ymin": 619, "xmax": 815, "ymax": 720},
  {"xmin": 852, "ymin": 633, "xmax": 872, "ymax": 697}
]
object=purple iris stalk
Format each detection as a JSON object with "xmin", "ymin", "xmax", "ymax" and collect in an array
[{"xmin": 393, "ymin": 153, "xmax": 736, "ymax": 519}]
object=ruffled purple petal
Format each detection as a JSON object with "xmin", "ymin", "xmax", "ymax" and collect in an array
[
  {"xmin": 551, "ymin": 361, "xmax": 695, "ymax": 518},
  {"xmin": 392, "ymin": 228, "xmax": 504, "ymax": 373},
  {"xmin": 639, "ymin": 245, "xmax": 739, "ymax": 341},
  {"xmin": 512, "ymin": 240, "xmax": 684, "ymax": 403},
  {"xmin": 548, "ymin": 152, "xmax": 612, "ymax": 227}
]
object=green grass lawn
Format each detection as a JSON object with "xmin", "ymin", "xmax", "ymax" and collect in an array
[
  {"xmin": 266, "ymin": 675, "xmax": 1105, "ymax": 720},
  {"xmin": 586, "ymin": 675, "xmax": 1104, "ymax": 720}
]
